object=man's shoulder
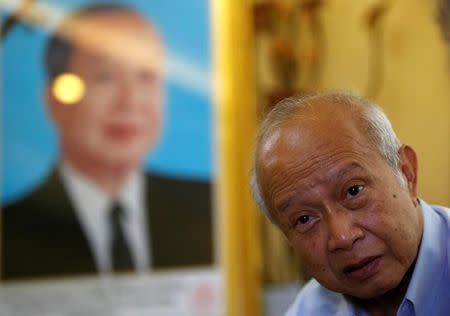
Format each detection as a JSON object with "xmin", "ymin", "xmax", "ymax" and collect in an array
[
  {"xmin": 145, "ymin": 171, "xmax": 211, "ymax": 205},
  {"xmin": 145, "ymin": 171, "xmax": 211, "ymax": 189},
  {"xmin": 143, "ymin": 171, "xmax": 214, "ymax": 267},
  {"xmin": 285, "ymin": 279, "xmax": 354, "ymax": 316},
  {"xmin": 3, "ymin": 170, "xmax": 57, "ymax": 211},
  {"xmin": 427, "ymin": 203, "xmax": 450, "ymax": 246},
  {"xmin": 429, "ymin": 204, "xmax": 450, "ymax": 268},
  {"xmin": 430, "ymin": 204, "xmax": 450, "ymax": 222},
  {"xmin": 2, "ymin": 169, "xmax": 73, "ymax": 222}
]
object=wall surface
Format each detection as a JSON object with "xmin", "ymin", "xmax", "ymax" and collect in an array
[{"xmin": 314, "ymin": 0, "xmax": 449, "ymax": 205}]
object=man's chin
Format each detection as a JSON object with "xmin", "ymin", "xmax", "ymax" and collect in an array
[
  {"xmin": 101, "ymin": 148, "xmax": 148, "ymax": 167},
  {"xmin": 344, "ymin": 289, "xmax": 387, "ymax": 300},
  {"xmin": 342, "ymin": 281, "xmax": 397, "ymax": 300},
  {"xmin": 102, "ymin": 156, "xmax": 143, "ymax": 173}
]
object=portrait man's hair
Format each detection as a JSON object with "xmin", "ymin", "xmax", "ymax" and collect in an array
[{"xmin": 45, "ymin": 4, "xmax": 146, "ymax": 82}]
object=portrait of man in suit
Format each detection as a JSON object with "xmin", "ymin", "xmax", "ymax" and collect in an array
[{"xmin": 1, "ymin": 3, "xmax": 213, "ymax": 280}]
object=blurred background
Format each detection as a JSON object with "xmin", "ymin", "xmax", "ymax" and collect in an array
[
  {"xmin": 215, "ymin": 0, "xmax": 449, "ymax": 315},
  {"xmin": 1, "ymin": 0, "xmax": 449, "ymax": 315}
]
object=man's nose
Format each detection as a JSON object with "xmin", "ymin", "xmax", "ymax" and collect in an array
[
  {"xmin": 326, "ymin": 208, "xmax": 364, "ymax": 252},
  {"xmin": 116, "ymin": 78, "xmax": 141, "ymax": 109}
]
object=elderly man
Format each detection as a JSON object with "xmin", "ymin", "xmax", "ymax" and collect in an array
[
  {"xmin": 252, "ymin": 92, "xmax": 450, "ymax": 315},
  {"xmin": 2, "ymin": 4, "xmax": 212, "ymax": 280}
]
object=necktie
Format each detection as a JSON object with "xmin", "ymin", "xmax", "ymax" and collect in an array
[{"xmin": 109, "ymin": 203, "xmax": 133, "ymax": 272}]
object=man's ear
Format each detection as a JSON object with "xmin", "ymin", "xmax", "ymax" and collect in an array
[{"xmin": 398, "ymin": 145, "xmax": 418, "ymax": 199}]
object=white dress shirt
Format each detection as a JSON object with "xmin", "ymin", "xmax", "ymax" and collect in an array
[{"xmin": 59, "ymin": 162, "xmax": 151, "ymax": 274}]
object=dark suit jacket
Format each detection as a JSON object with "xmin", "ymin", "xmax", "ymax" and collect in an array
[{"xmin": 1, "ymin": 169, "xmax": 213, "ymax": 281}]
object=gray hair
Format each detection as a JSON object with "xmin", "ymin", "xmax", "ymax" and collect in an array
[{"xmin": 251, "ymin": 91, "xmax": 404, "ymax": 219}]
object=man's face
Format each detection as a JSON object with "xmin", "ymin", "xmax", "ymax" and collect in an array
[
  {"xmin": 49, "ymin": 12, "xmax": 165, "ymax": 170},
  {"xmin": 257, "ymin": 106, "xmax": 423, "ymax": 299}
]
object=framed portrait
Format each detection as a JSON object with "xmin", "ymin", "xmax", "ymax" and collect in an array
[{"xmin": 1, "ymin": 0, "xmax": 223, "ymax": 314}]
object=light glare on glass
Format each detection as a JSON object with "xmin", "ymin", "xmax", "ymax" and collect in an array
[{"xmin": 52, "ymin": 73, "xmax": 85, "ymax": 105}]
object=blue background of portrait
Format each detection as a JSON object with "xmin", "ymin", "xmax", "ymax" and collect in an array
[{"xmin": 1, "ymin": 0, "xmax": 213, "ymax": 204}]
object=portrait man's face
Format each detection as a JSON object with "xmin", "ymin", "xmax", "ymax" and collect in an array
[
  {"xmin": 48, "ymin": 11, "xmax": 165, "ymax": 170},
  {"xmin": 257, "ymin": 105, "xmax": 423, "ymax": 299}
]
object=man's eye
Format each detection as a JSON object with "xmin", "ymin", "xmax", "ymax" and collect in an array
[
  {"xmin": 297, "ymin": 215, "xmax": 310, "ymax": 225},
  {"xmin": 293, "ymin": 214, "xmax": 319, "ymax": 232},
  {"xmin": 347, "ymin": 185, "xmax": 363, "ymax": 198}
]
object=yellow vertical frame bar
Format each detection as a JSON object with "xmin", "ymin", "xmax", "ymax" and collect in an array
[{"xmin": 211, "ymin": 0, "xmax": 262, "ymax": 315}]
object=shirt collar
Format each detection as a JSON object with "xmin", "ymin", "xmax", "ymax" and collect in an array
[
  {"xmin": 403, "ymin": 199, "xmax": 447, "ymax": 315},
  {"xmin": 117, "ymin": 170, "xmax": 145, "ymax": 216},
  {"xmin": 60, "ymin": 162, "xmax": 109, "ymax": 220},
  {"xmin": 59, "ymin": 162, "xmax": 144, "ymax": 216}
]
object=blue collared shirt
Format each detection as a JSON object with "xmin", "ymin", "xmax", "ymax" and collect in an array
[{"xmin": 285, "ymin": 200, "xmax": 450, "ymax": 316}]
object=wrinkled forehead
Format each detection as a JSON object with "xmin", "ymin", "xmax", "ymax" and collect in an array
[
  {"xmin": 256, "ymin": 105, "xmax": 367, "ymax": 176},
  {"xmin": 260, "ymin": 104, "xmax": 356, "ymax": 151},
  {"xmin": 60, "ymin": 11, "xmax": 165, "ymax": 72}
]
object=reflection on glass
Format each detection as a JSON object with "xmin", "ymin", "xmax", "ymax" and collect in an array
[{"xmin": 52, "ymin": 73, "xmax": 85, "ymax": 105}]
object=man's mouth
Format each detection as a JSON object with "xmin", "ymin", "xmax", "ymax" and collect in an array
[
  {"xmin": 343, "ymin": 256, "xmax": 381, "ymax": 281},
  {"xmin": 105, "ymin": 124, "xmax": 141, "ymax": 140}
]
